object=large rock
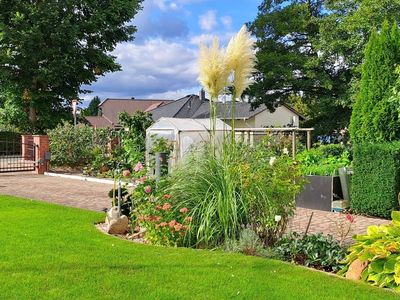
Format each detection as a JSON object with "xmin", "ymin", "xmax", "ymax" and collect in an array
[
  {"xmin": 105, "ymin": 207, "xmax": 129, "ymax": 234},
  {"xmin": 346, "ymin": 259, "xmax": 368, "ymax": 280},
  {"xmin": 107, "ymin": 215, "xmax": 129, "ymax": 234}
]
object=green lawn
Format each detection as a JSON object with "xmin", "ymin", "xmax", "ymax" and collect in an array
[{"xmin": 0, "ymin": 195, "xmax": 397, "ymax": 300}]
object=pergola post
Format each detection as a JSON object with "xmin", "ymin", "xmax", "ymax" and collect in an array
[
  {"xmin": 291, "ymin": 130, "xmax": 297, "ymax": 159},
  {"xmin": 307, "ymin": 130, "xmax": 312, "ymax": 150}
]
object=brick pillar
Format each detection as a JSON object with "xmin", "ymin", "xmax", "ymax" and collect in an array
[
  {"xmin": 21, "ymin": 135, "xmax": 34, "ymax": 161},
  {"xmin": 32, "ymin": 135, "xmax": 49, "ymax": 174}
]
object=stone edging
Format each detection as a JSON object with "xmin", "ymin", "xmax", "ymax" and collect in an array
[{"xmin": 44, "ymin": 172, "xmax": 134, "ymax": 187}]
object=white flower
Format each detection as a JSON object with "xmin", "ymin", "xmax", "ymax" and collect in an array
[
  {"xmin": 275, "ymin": 215, "xmax": 282, "ymax": 222},
  {"xmin": 283, "ymin": 148, "xmax": 289, "ymax": 155},
  {"xmin": 269, "ymin": 156, "xmax": 276, "ymax": 166}
]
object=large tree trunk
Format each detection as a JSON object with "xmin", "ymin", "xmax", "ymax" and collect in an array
[{"xmin": 29, "ymin": 103, "xmax": 37, "ymax": 124}]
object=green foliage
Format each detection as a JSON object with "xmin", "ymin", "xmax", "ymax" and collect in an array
[
  {"xmin": 224, "ymin": 228, "xmax": 270, "ymax": 257},
  {"xmin": 275, "ymin": 232, "xmax": 347, "ymax": 272},
  {"xmin": 297, "ymin": 145, "xmax": 350, "ymax": 176},
  {"xmin": 107, "ymin": 186, "xmax": 132, "ymax": 217},
  {"xmin": 48, "ymin": 122, "xmax": 113, "ymax": 167},
  {"xmin": 82, "ymin": 96, "xmax": 101, "ymax": 117},
  {"xmin": 351, "ymin": 142, "xmax": 400, "ymax": 218},
  {"xmin": 119, "ymin": 111, "xmax": 153, "ymax": 164},
  {"xmin": 340, "ymin": 211, "xmax": 400, "ymax": 291},
  {"xmin": 167, "ymin": 140, "xmax": 305, "ymax": 248},
  {"xmin": 0, "ymin": 0, "xmax": 142, "ymax": 132},
  {"xmin": 249, "ymin": 1, "xmax": 400, "ymax": 136},
  {"xmin": 350, "ymin": 21, "xmax": 400, "ymax": 143}
]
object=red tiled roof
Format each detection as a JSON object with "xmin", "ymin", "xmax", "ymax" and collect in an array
[
  {"xmin": 84, "ymin": 116, "xmax": 113, "ymax": 128},
  {"xmin": 100, "ymin": 99, "xmax": 173, "ymax": 124}
]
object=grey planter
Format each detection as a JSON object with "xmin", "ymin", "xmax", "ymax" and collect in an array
[{"xmin": 296, "ymin": 175, "xmax": 343, "ymax": 212}]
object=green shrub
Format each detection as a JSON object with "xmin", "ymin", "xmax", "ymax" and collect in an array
[
  {"xmin": 296, "ymin": 144, "xmax": 350, "ymax": 176},
  {"xmin": 351, "ymin": 142, "xmax": 400, "ymax": 218},
  {"xmin": 224, "ymin": 228, "xmax": 270, "ymax": 257},
  {"xmin": 339, "ymin": 211, "xmax": 400, "ymax": 290},
  {"xmin": 48, "ymin": 122, "xmax": 113, "ymax": 167},
  {"xmin": 275, "ymin": 232, "xmax": 346, "ymax": 272},
  {"xmin": 350, "ymin": 21, "xmax": 400, "ymax": 144}
]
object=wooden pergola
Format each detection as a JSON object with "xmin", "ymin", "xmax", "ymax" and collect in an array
[{"xmin": 234, "ymin": 127, "xmax": 315, "ymax": 158}]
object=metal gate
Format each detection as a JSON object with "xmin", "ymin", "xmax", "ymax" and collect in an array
[{"xmin": 0, "ymin": 140, "xmax": 36, "ymax": 172}]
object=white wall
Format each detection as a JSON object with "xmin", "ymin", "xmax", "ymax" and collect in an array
[{"xmin": 224, "ymin": 106, "xmax": 300, "ymax": 128}]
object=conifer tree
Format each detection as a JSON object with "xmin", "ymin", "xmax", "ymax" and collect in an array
[{"xmin": 350, "ymin": 21, "xmax": 400, "ymax": 143}]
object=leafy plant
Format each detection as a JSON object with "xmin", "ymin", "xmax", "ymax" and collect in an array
[
  {"xmin": 107, "ymin": 186, "xmax": 132, "ymax": 217},
  {"xmin": 297, "ymin": 144, "xmax": 350, "ymax": 176},
  {"xmin": 48, "ymin": 122, "xmax": 114, "ymax": 167},
  {"xmin": 224, "ymin": 228, "xmax": 270, "ymax": 257},
  {"xmin": 275, "ymin": 232, "xmax": 346, "ymax": 272},
  {"xmin": 150, "ymin": 135, "xmax": 173, "ymax": 154},
  {"xmin": 339, "ymin": 211, "xmax": 400, "ymax": 291}
]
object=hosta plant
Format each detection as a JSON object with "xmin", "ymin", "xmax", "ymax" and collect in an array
[{"xmin": 339, "ymin": 211, "xmax": 400, "ymax": 291}]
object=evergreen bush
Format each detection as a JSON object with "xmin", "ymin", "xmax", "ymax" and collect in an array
[
  {"xmin": 350, "ymin": 21, "xmax": 400, "ymax": 144},
  {"xmin": 351, "ymin": 142, "xmax": 400, "ymax": 218}
]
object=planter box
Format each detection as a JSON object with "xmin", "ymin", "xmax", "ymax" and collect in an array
[{"xmin": 296, "ymin": 175, "xmax": 343, "ymax": 212}]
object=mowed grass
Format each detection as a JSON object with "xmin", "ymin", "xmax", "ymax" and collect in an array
[{"xmin": 0, "ymin": 195, "xmax": 397, "ymax": 300}]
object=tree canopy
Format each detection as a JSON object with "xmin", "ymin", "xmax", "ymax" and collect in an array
[
  {"xmin": 82, "ymin": 96, "xmax": 101, "ymax": 117},
  {"xmin": 248, "ymin": 0, "xmax": 400, "ymax": 136},
  {"xmin": 0, "ymin": 0, "xmax": 143, "ymax": 133}
]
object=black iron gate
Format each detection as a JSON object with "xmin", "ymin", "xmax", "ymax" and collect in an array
[{"xmin": 0, "ymin": 140, "xmax": 36, "ymax": 172}]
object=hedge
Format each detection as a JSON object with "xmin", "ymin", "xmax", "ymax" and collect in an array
[{"xmin": 351, "ymin": 142, "xmax": 400, "ymax": 218}]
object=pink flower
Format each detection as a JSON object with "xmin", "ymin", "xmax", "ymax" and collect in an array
[
  {"xmin": 155, "ymin": 205, "xmax": 162, "ymax": 210},
  {"xmin": 168, "ymin": 220, "xmax": 177, "ymax": 228},
  {"xmin": 163, "ymin": 194, "xmax": 172, "ymax": 199},
  {"xmin": 184, "ymin": 216, "xmax": 192, "ymax": 223},
  {"xmin": 180, "ymin": 207, "xmax": 189, "ymax": 214},
  {"xmin": 138, "ymin": 176, "xmax": 147, "ymax": 184},
  {"xmin": 144, "ymin": 186, "xmax": 152, "ymax": 194},
  {"xmin": 122, "ymin": 169, "xmax": 131, "ymax": 177},
  {"xmin": 159, "ymin": 222, "xmax": 168, "ymax": 227},
  {"xmin": 134, "ymin": 162, "xmax": 144, "ymax": 172},
  {"xmin": 162, "ymin": 203, "xmax": 172, "ymax": 211},
  {"xmin": 346, "ymin": 214, "xmax": 354, "ymax": 223},
  {"xmin": 174, "ymin": 224, "xmax": 183, "ymax": 232}
]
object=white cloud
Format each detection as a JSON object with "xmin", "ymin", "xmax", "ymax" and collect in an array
[
  {"xmin": 83, "ymin": 39, "xmax": 199, "ymax": 99},
  {"xmin": 220, "ymin": 16, "xmax": 232, "ymax": 29},
  {"xmin": 190, "ymin": 31, "xmax": 236, "ymax": 46},
  {"xmin": 199, "ymin": 10, "xmax": 218, "ymax": 31}
]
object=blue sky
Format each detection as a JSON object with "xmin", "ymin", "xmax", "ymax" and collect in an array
[{"xmin": 82, "ymin": 0, "xmax": 261, "ymax": 104}]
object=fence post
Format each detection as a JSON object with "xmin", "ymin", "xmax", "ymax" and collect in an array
[
  {"xmin": 21, "ymin": 135, "xmax": 34, "ymax": 161},
  {"xmin": 32, "ymin": 135, "xmax": 49, "ymax": 174}
]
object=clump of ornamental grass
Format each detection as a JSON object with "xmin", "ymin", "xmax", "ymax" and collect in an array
[
  {"xmin": 167, "ymin": 142, "xmax": 250, "ymax": 247},
  {"xmin": 198, "ymin": 37, "xmax": 230, "ymax": 153}
]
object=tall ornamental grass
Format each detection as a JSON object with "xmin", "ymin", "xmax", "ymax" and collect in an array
[{"xmin": 168, "ymin": 140, "xmax": 305, "ymax": 247}]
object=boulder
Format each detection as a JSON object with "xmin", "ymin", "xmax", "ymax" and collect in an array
[
  {"xmin": 107, "ymin": 215, "xmax": 129, "ymax": 235},
  {"xmin": 346, "ymin": 259, "xmax": 368, "ymax": 280}
]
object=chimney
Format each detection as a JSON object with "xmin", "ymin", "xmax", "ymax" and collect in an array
[{"xmin": 199, "ymin": 89, "xmax": 206, "ymax": 101}]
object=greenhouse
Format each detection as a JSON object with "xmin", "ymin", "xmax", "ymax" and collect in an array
[{"xmin": 146, "ymin": 117, "xmax": 231, "ymax": 166}]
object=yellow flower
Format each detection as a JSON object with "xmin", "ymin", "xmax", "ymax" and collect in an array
[
  {"xmin": 198, "ymin": 38, "xmax": 230, "ymax": 99},
  {"xmin": 226, "ymin": 25, "xmax": 256, "ymax": 98}
]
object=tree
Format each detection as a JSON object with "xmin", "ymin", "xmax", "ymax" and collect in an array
[
  {"xmin": 248, "ymin": 0, "xmax": 351, "ymax": 136},
  {"xmin": 0, "ymin": 0, "xmax": 143, "ymax": 133},
  {"xmin": 248, "ymin": 0, "xmax": 400, "ymax": 136},
  {"xmin": 82, "ymin": 96, "xmax": 101, "ymax": 117},
  {"xmin": 350, "ymin": 21, "xmax": 400, "ymax": 143}
]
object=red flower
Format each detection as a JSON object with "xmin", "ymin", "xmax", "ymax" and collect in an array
[
  {"xmin": 155, "ymin": 205, "xmax": 162, "ymax": 210},
  {"xmin": 162, "ymin": 203, "xmax": 172, "ymax": 211},
  {"xmin": 159, "ymin": 222, "xmax": 168, "ymax": 227},
  {"xmin": 163, "ymin": 194, "xmax": 172, "ymax": 199},
  {"xmin": 179, "ymin": 231, "xmax": 186, "ymax": 237},
  {"xmin": 180, "ymin": 207, "xmax": 189, "ymax": 214},
  {"xmin": 144, "ymin": 186, "xmax": 152, "ymax": 194},
  {"xmin": 346, "ymin": 214, "xmax": 354, "ymax": 223}
]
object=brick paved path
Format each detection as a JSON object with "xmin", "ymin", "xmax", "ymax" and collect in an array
[
  {"xmin": 287, "ymin": 207, "xmax": 390, "ymax": 245},
  {"xmin": 0, "ymin": 173, "xmax": 391, "ymax": 243},
  {"xmin": 0, "ymin": 172, "xmax": 110, "ymax": 211}
]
